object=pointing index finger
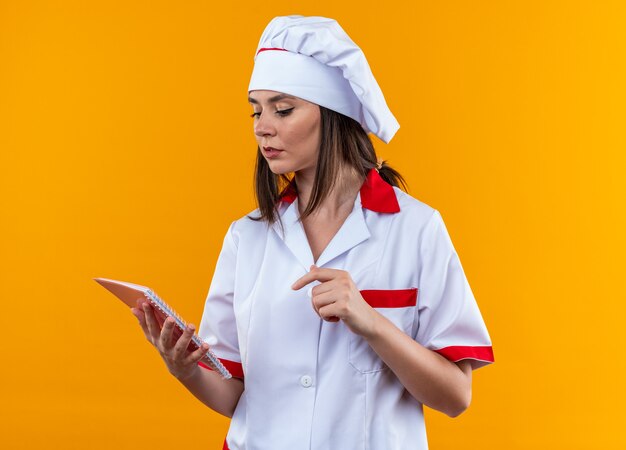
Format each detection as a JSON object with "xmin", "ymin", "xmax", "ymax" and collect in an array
[{"xmin": 291, "ymin": 265, "xmax": 337, "ymax": 290}]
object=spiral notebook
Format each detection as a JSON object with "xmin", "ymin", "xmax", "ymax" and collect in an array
[{"xmin": 94, "ymin": 277, "xmax": 231, "ymax": 379}]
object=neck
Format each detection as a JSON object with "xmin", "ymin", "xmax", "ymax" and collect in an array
[{"xmin": 294, "ymin": 166, "xmax": 364, "ymax": 219}]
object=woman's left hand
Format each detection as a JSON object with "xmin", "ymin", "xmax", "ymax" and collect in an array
[{"xmin": 291, "ymin": 264, "xmax": 378, "ymax": 338}]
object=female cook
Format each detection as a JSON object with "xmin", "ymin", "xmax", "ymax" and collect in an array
[{"xmin": 132, "ymin": 15, "xmax": 494, "ymax": 450}]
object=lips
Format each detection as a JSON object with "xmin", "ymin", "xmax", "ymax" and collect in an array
[{"xmin": 262, "ymin": 146, "xmax": 284, "ymax": 159}]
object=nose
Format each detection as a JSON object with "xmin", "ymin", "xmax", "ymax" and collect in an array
[{"xmin": 254, "ymin": 112, "xmax": 277, "ymax": 138}]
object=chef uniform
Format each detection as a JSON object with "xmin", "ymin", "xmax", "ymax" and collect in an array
[{"xmin": 198, "ymin": 15, "xmax": 494, "ymax": 450}]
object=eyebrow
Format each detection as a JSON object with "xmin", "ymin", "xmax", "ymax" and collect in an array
[{"xmin": 248, "ymin": 93, "xmax": 297, "ymax": 104}]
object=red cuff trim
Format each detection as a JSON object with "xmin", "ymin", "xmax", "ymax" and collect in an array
[
  {"xmin": 360, "ymin": 288, "xmax": 418, "ymax": 308},
  {"xmin": 198, "ymin": 358, "xmax": 244, "ymax": 379},
  {"xmin": 223, "ymin": 438, "xmax": 229, "ymax": 450},
  {"xmin": 434, "ymin": 346, "xmax": 494, "ymax": 363}
]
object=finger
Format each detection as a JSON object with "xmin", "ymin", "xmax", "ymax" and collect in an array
[
  {"xmin": 131, "ymin": 307, "xmax": 150, "ymax": 336},
  {"xmin": 172, "ymin": 323, "xmax": 196, "ymax": 359},
  {"xmin": 310, "ymin": 279, "xmax": 338, "ymax": 297},
  {"xmin": 318, "ymin": 304, "xmax": 341, "ymax": 322},
  {"xmin": 131, "ymin": 304, "xmax": 144, "ymax": 323},
  {"xmin": 142, "ymin": 303, "xmax": 162, "ymax": 343},
  {"xmin": 136, "ymin": 298, "xmax": 150, "ymax": 314},
  {"xmin": 185, "ymin": 342, "xmax": 210, "ymax": 366},
  {"xmin": 132, "ymin": 300, "xmax": 151, "ymax": 336},
  {"xmin": 291, "ymin": 266, "xmax": 340, "ymax": 290},
  {"xmin": 306, "ymin": 280, "xmax": 322, "ymax": 316},
  {"xmin": 311, "ymin": 290, "xmax": 338, "ymax": 310},
  {"xmin": 159, "ymin": 317, "xmax": 177, "ymax": 350}
]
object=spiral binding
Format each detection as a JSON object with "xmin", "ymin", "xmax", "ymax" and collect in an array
[{"xmin": 143, "ymin": 290, "xmax": 232, "ymax": 379}]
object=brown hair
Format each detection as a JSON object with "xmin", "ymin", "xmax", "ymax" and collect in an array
[{"xmin": 248, "ymin": 105, "xmax": 408, "ymax": 225}]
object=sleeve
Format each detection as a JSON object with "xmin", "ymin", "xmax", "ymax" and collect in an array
[
  {"xmin": 197, "ymin": 221, "xmax": 244, "ymax": 379},
  {"xmin": 414, "ymin": 210, "xmax": 494, "ymax": 370}
]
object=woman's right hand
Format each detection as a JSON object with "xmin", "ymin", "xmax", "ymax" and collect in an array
[{"xmin": 131, "ymin": 299, "xmax": 209, "ymax": 381}]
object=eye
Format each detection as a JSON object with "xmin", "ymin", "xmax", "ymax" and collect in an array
[
  {"xmin": 249, "ymin": 108, "xmax": 295, "ymax": 119},
  {"xmin": 276, "ymin": 107, "xmax": 294, "ymax": 117}
]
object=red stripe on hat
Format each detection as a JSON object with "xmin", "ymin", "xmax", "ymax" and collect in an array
[{"xmin": 256, "ymin": 47, "xmax": 288, "ymax": 56}]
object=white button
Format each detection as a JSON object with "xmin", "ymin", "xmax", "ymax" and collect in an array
[{"xmin": 300, "ymin": 375, "xmax": 313, "ymax": 388}]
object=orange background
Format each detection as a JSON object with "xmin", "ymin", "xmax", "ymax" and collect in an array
[{"xmin": 1, "ymin": 1, "xmax": 624, "ymax": 449}]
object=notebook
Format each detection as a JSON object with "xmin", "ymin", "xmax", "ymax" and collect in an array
[{"xmin": 94, "ymin": 277, "xmax": 231, "ymax": 379}]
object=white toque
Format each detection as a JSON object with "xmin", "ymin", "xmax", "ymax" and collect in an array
[{"xmin": 248, "ymin": 15, "xmax": 400, "ymax": 144}]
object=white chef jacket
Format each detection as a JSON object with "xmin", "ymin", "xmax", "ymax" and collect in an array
[{"xmin": 198, "ymin": 168, "xmax": 494, "ymax": 450}]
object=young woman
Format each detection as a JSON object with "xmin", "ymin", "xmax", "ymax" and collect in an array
[{"xmin": 132, "ymin": 15, "xmax": 494, "ymax": 450}]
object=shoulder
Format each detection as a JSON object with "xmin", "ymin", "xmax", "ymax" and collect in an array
[
  {"xmin": 383, "ymin": 187, "xmax": 454, "ymax": 253},
  {"xmin": 392, "ymin": 187, "xmax": 440, "ymax": 228},
  {"xmin": 392, "ymin": 188, "xmax": 461, "ymax": 255},
  {"xmin": 225, "ymin": 207, "xmax": 273, "ymax": 247}
]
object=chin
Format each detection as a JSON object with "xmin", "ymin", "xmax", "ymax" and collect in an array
[{"xmin": 265, "ymin": 161, "xmax": 295, "ymax": 176}]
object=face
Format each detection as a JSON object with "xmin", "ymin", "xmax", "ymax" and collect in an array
[{"xmin": 248, "ymin": 90, "xmax": 321, "ymax": 177}]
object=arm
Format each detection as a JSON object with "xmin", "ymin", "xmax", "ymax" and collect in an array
[
  {"xmin": 292, "ymin": 266, "xmax": 472, "ymax": 418},
  {"xmin": 132, "ymin": 301, "xmax": 244, "ymax": 418},
  {"xmin": 173, "ymin": 361, "xmax": 244, "ymax": 418},
  {"xmin": 363, "ymin": 310, "xmax": 472, "ymax": 417}
]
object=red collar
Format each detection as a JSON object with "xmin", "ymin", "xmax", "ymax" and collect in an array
[{"xmin": 279, "ymin": 168, "xmax": 400, "ymax": 214}]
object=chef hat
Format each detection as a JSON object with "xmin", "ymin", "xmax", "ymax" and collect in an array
[{"xmin": 248, "ymin": 15, "xmax": 400, "ymax": 144}]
